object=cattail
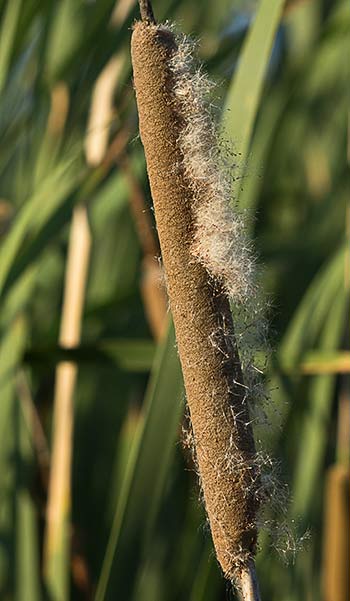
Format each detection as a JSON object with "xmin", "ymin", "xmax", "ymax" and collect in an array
[{"xmin": 131, "ymin": 3, "xmax": 262, "ymax": 597}]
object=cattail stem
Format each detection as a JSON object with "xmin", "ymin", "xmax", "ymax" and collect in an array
[
  {"xmin": 131, "ymin": 17, "xmax": 260, "ymax": 588},
  {"xmin": 138, "ymin": 0, "xmax": 156, "ymax": 24},
  {"xmin": 237, "ymin": 560, "xmax": 261, "ymax": 601}
]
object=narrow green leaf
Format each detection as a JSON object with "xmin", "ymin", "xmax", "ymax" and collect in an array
[
  {"xmin": 45, "ymin": 0, "xmax": 83, "ymax": 83},
  {"xmin": 96, "ymin": 320, "xmax": 184, "ymax": 601},
  {"xmin": 280, "ymin": 245, "xmax": 345, "ymax": 366},
  {"xmin": 0, "ymin": 0, "xmax": 23, "ymax": 93},
  {"xmin": 291, "ymin": 288, "xmax": 347, "ymax": 517},
  {"xmin": 237, "ymin": 88, "xmax": 286, "ymax": 215},
  {"xmin": 0, "ymin": 158, "xmax": 81, "ymax": 299},
  {"xmin": 222, "ymin": 0, "xmax": 284, "ymax": 203},
  {"xmin": 0, "ymin": 316, "xmax": 28, "ymax": 442},
  {"xmin": 0, "ymin": 316, "xmax": 28, "ymax": 597},
  {"xmin": 190, "ymin": 542, "xmax": 222, "ymax": 601},
  {"xmin": 281, "ymin": 350, "xmax": 350, "ymax": 375},
  {"xmin": 15, "ymin": 398, "xmax": 41, "ymax": 601}
]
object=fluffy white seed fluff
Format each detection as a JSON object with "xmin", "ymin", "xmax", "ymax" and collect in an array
[
  {"xmin": 162, "ymin": 25, "xmax": 300, "ymax": 561},
  {"xmin": 166, "ymin": 27, "xmax": 270, "ymax": 422},
  {"xmin": 169, "ymin": 33, "xmax": 255, "ymax": 303}
]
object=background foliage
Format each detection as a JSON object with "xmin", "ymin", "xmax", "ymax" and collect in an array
[{"xmin": 0, "ymin": 0, "xmax": 349, "ymax": 600}]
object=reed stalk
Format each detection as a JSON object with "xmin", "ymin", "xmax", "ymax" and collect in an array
[
  {"xmin": 85, "ymin": 54, "xmax": 124, "ymax": 167},
  {"xmin": 86, "ymin": 21, "xmax": 167, "ymax": 339},
  {"xmin": 131, "ymin": 3, "xmax": 262, "ymax": 597},
  {"xmin": 43, "ymin": 203, "xmax": 91, "ymax": 599}
]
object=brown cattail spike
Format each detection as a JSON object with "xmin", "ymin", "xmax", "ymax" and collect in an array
[{"xmin": 131, "ymin": 20, "xmax": 260, "ymax": 583}]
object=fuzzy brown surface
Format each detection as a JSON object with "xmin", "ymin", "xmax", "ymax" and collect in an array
[{"xmin": 131, "ymin": 21, "xmax": 259, "ymax": 577}]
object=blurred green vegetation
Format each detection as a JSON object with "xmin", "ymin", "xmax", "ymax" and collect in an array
[{"xmin": 0, "ymin": 0, "xmax": 349, "ymax": 600}]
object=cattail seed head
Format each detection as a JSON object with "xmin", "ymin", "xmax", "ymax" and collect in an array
[{"xmin": 131, "ymin": 20, "xmax": 261, "ymax": 579}]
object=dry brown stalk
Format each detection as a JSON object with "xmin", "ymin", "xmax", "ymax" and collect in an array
[
  {"xmin": 85, "ymin": 54, "xmax": 125, "ymax": 167},
  {"xmin": 18, "ymin": 365, "xmax": 92, "ymax": 598},
  {"xmin": 139, "ymin": 255, "xmax": 167, "ymax": 340},
  {"xmin": 44, "ymin": 204, "xmax": 91, "ymax": 593},
  {"xmin": 336, "ymin": 385, "xmax": 350, "ymax": 465},
  {"xmin": 121, "ymin": 157, "xmax": 167, "ymax": 339},
  {"xmin": 322, "ymin": 464, "xmax": 350, "ymax": 601},
  {"xmin": 0, "ymin": 199, "xmax": 13, "ymax": 236},
  {"xmin": 122, "ymin": 158, "xmax": 159, "ymax": 258},
  {"xmin": 321, "ymin": 205, "xmax": 350, "ymax": 601},
  {"xmin": 102, "ymin": 127, "xmax": 131, "ymax": 171},
  {"xmin": 47, "ymin": 82, "xmax": 70, "ymax": 137},
  {"xmin": 131, "ymin": 15, "xmax": 261, "ymax": 596}
]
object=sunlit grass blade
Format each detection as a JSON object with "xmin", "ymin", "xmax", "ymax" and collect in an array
[
  {"xmin": 287, "ymin": 284, "xmax": 348, "ymax": 601},
  {"xmin": 0, "ymin": 158, "xmax": 82, "ymax": 299},
  {"xmin": 45, "ymin": 0, "xmax": 83, "ymax": 83},
  {"xmin": 238, "ymin": 88, "xmax": 286, "ymax": 216},
  {"xmin": 294, "ymin": 351, "xmax": 350, "ymax": 375},
  {"xmin": 291, "ymin": 287, "xmax": 347, "ymax": 517},
  {"xmin": 280, "ymin": 245, "xmax": 345, "ymax": 366},
  {"xmin": 222, "ymin": 0, "xmax": 285, "ymax": 204}
]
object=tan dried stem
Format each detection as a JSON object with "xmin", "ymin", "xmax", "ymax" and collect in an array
[
  {"xmin": 85, "ymin": 54, "xmax": 125, "ymax": 167},
  {"xmin": 121, "ymin": 157, "xmax": 167, "ymax": 339},
  {"xmin": 44, "ymin": 204, "xmax": 91, "ymax": 594},
  {"xmin": 140, "ymin": 255, "xmax": 167, "ymax": 340},
  {"xmin": 319, "ymin": 200, "xmax": 350, "ymax": 601},
  {"xmin": 102, "ymin": 127, "xmax": 131, "ymax": 171},
  {"xmin": 237, "ymin": 560, "xmax": 261, "ymax": 601},
  {"xmin": 122, "ymin": 157, "xmax": 159, "ymax": 258},
  {"xmin": 0, "ymin": 199, "xmax": 13, "ymax": 236},
  {"xmin": 336, "ymin": 385, "xmax": 350, "ymax": 465},
  {"xmin": 48, "ymin": 82, "xmax": 70, "ymax": 137},
  {"xmin": 322, "ymin": 463, "xmax": 350, "ymax": 601}
]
